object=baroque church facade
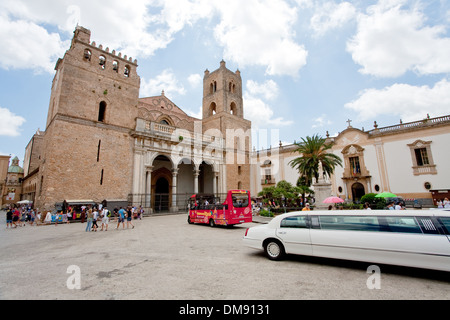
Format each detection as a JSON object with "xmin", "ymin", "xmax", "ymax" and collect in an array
[{"xmin": 25, "ymin": 26, "xmax": 251, "ymax": 212}]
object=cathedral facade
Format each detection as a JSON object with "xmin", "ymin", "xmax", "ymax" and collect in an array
[{"xmin": 27, "ymin": 26, "xmax": 251, "ymax": 212}]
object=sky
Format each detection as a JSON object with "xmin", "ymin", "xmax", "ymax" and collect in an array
[{"xmin": 1, "ymin": 0, "xmax": 450, "ymax": 167}]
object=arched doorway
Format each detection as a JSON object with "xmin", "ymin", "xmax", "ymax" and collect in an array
[
  {"xmin": 199, "ymin": 161, "xmax": 214, "ymax": 194},
  {"xmin": 151, "ymin": 156, "xmax": 173, "ymax": 213},
  {"xmin": 155, "ymin": 177, "xmax": 169, "ymax": 212},
  {"xmin": 351, "ymin": 182, "xmax": 365, "ymax": 203}
]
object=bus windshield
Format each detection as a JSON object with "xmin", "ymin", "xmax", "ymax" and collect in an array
[{"xmin": 232, "ymin": 192, "xmax": 249, "ymax": 208}]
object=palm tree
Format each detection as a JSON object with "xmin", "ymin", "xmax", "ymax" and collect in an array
[{"xmin": 289, "ymin": 134, "xmax": 343, "ymax": 186}]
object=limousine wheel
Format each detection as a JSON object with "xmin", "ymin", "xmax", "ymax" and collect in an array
[{"xmin": 264, "ymin": 239, "xmax": 285, "ymax": 260}]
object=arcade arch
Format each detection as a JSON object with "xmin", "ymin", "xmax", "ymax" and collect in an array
[{"xmin": 135, "ymin": 153, "xmax": 220, "ymax": 213}]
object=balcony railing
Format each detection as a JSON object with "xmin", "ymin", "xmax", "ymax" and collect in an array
[
  {"xmin": 412, "ymin": 164, "xmax": 437, "ymax": 176},
  {"xmin": 137, "ymin": 120, "xmax": 224, "ymax": 148},
  {"xmin": 261, "ymin": 178, "xmax": 276, "ymax": 185},
  {"xmin": 368, "ymin": 114, "xmax": 450, "ymax": 136}
]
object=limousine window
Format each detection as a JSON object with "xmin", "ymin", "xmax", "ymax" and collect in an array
[
  {"xmin": 438, "ymin": 217, "xmax": 450, "ymax": 235},
  {"xmin": 318, "ymin": 216, "xmax": 381, "ymax": 232},
  {"xmin": 384, "ymin": 217, "xmax": 422, "ymax": 233},
  {"xmin": 280, "ymin": 216, "xmax": 308, "ymax": 228}
]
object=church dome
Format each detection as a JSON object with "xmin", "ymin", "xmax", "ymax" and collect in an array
[{"xmin": 8, "ymin": 156, "xmax": 24, "ymax": 173}]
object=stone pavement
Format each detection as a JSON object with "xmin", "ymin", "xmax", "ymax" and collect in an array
[{"xmin": 1, "ymin": 210, "xmax": 449, "ymax": 300}]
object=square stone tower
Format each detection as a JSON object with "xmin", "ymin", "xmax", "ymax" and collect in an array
[
  {"xmin": 202, "ymin": 60, "xmax": 252, "ymax": 191},
  {"xmin": 37, "ymin": 26, "xmax": 140, "ymax": 210}
]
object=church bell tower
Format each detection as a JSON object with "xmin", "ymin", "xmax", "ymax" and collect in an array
[{"xmin": 202, "ymin": 60, "xmax": 251, "ymax": 191}]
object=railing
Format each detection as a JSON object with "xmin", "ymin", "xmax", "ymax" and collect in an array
[
  {"xmin": 368, "ymin": 114, "xmax": 450, "ymax": 136},
  {"xmin": 261, "ymin": 178, "xmax": 276, "ymax": 185},
  {"xmin": 412, "ymin": 164, "xmax": 437, "ymax": 175},
  {"xmin": 146, "ymin": 121, "xmax": 175, "ymax": 134},
  {"xmin": 142, "ymin": 121, "xmax": 224, "ymax": 147}
]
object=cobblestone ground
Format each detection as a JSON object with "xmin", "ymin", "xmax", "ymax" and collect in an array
[{"xmin": 0, "ymin": 211, "xmax": 449, "ymax": 300}]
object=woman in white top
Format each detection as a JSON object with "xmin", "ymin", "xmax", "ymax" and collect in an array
[
  {"xmin": 443, "ymin": 197, "xmax": 450, "ymax": 209},
  {"xmin": 44, "ymin": 211, "xmax": 52, "ymax": 224}
]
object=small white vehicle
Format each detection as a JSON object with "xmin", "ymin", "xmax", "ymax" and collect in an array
[{"xmin": 243, "ymin": 210, "xmax": 450, "ymax": 272}]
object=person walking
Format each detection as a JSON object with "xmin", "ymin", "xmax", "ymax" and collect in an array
[
  {"xmin": 6, "ymin": 208, "xmax": 13, "ymax": 229},
  {"xmin": 29, "ymin": 209, "xmax": 36, "ymax": 226},
  {"xmin": 85, "ymin": 209, "xmax": 93, "ymax": 232},
  {"xmin": 100, "ymin": 207, "xmax": 109, "ymax": 231},
  {"xmin": 92, "ymin": 208, "xmax": 99, "ymax": 231},
  {"xmin": 116, "ymin": 207, "xmax": 126, "ymax": 230},
  {"xmin": 444, "ymin": 197, "xmax": 450, "ymax": 209},
  {"xmin": 44, "ymin": 211, "xmax": 52, "ymax": 225},
  {"xmin": 126, "ymin": 207, "xmax": 135, "ymax": 229}
]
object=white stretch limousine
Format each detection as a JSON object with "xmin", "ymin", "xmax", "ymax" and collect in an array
[{"xmin": 243, "ymin": 210, "xmax": 450, "ymax": 272}]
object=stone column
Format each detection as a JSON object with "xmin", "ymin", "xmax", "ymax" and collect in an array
[
  {"xmin": 145, "ymin": 166, "xmax": 153, "ymax": 212},
  {"xmin": 171, "ymin": 168, "xmax": 178, "ymax": 211},
  {"xmin": 193, "ymin": 169, "xmax": 200, "ymax": 194},
  {"xmin": 213, "ymin": 171, "xmax": 219, "ymax": 195}
]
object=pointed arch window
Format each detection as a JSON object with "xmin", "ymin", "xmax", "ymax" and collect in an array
[
  {"xmin": 209, "ymin": 102, "xmax": 217, "ymax": 116},
  {"xmin": 113, "ymin": 60, "xmax": 119, "ymax": 72},
  {"xmin": 210, "ymin": 81, "xmax": 217, "ymax": 94},
  {"xmin": 98, "ymin": 101, "xmax": 106, "ymax": 122},
  {"xmin": 84, "ymin": 49, "xmax": 92, "ymax": 61},
  {"xmin": 99, "ymin": 55, "xmax": 106, "ymax": 69},
  {"xmin": 230, "ymin": 102, "xmax": 237, "ymax": 115},
  {"xmin": 124, "ymin": 65, "xmax": 130, "ymax": 77}
]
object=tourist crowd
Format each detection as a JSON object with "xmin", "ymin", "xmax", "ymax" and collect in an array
[{"xmin": 4, "ymin": 204, "xmax": 144, "ymax": 231}]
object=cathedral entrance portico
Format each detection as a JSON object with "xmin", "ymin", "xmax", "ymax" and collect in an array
[{"xmin": 131, "ymin": 150, "xmax": 221, "ymax": 214}]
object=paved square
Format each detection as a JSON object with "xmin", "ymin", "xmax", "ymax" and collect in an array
[{"xmin": 1, "ymin": 212, "xmax": 449, "ymax": 300}]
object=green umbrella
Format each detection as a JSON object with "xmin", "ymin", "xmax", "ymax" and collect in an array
[{"xmin": 375, "ymin": 192, "xmax": 397, "ymax": 198}]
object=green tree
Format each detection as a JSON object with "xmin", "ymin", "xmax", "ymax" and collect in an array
[
  {"xmin": 258, "ymin": 180, "xmax": 302, "ymax": 206},
  {"xmin": 289, "ymin": 134, "xmax": 343, "ymax": 186},
  {"xmin": 295, "ymin": 177, "xmax": 314, "ymax": 206}
]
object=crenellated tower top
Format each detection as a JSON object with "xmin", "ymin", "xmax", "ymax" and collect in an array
[{"xmin": 68, "ymin": 26, "xmax": 138, "ymax": 80}]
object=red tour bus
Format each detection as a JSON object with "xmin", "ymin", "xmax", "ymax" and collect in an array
[{"xmin": 188, "ymin": 190, "xmax": 252, "ymax": 227}]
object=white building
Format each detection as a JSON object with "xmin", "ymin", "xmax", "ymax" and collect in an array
[{"xmin": 250, "ymin": 114, "xmax": 450, "ymax": 207}]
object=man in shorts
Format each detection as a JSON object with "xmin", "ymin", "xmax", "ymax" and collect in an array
[
  {"xmin": 101, "ymin": 207, "xmax": 109, "ymax": 231},
  {"xmin": 116, "ymin": 207, "xmax": 125, "ymax": 230},
  {"xmin": 6, "ymin": 209, "xmax": 13, "ymax": 228}
]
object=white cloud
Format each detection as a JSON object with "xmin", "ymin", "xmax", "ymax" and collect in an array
[
  {"xmin": 347, "ymin": 0, "xmax": 450, "ymax": 77},
  {"xmin": 0, "ymin": 14, "xmax": 68, "ymax": 73},
  {"xmin": 0, "ymin": 0, "xmax": 309, "ymax": 77},
  {"xmin": 0, "ymin": 107, "xmax": 26, "ymax": 136},
  {"xmin": 0, "ymin": 0, "xmax": 173, "ymax": 73},
  {"xmin": 140, "ymin": 69, "xmax": 186, "ymax": 98},
  {"xmin": 243, "ymin": 79, "xmax": 292, "ymax": 128},
  {"xmin": 345, "ymin": 78, "xmax": 450, "ymax": 122},
  {"xmin": 187, "ymin": 74, "xmax": 202, "ymax": 88},
  {"xmin": 310, "ymin": 1, "xmax": 356, "ymax": 37},
  {"xmin": 214, "ymin": 0, "xmax": 308, "ymax": 77},
  {"xmin": 311, "ymin": 114, "xmax": 332, "ymax": 129},
  {"xmin": 246, "ymin": 80, "xmax": 279, "ymax": 101}
]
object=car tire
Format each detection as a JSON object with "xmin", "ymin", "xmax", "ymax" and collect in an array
[
  {"xmin": 209, "ymin": 219, "xmax": 215, "ymax": 227},
  {"xmin": 187, "ymin": 216, "xmax": 193, "ymax": 224},
  {"xmin": 264, "ymin": 239, "xmax": 285, "ymax": 261}
]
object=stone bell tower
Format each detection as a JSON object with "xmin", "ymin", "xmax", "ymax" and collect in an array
[
  {"xmin": 202, "ymin": 60, "xmax": 252, "ymax": 191},
  {"xmin": 37, "ymin": 26, "xmax": 140, "ymax": 210}
]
